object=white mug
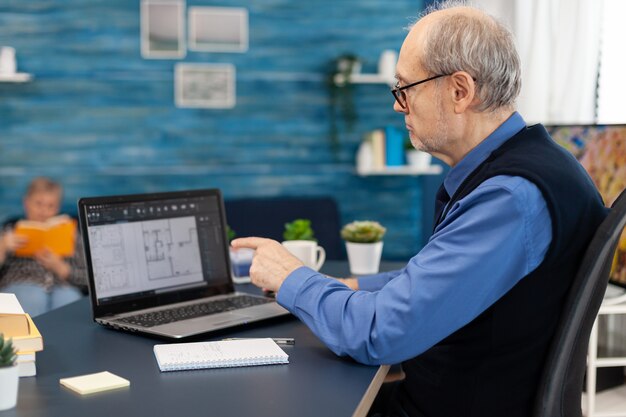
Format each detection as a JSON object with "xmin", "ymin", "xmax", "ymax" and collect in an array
[{"xmin": 282, "ymin": 240, "xmax": 326, "ymax": 271}]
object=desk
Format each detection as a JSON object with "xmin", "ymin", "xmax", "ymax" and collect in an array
[{"xmin": 3, "ymin": 261, "xmax": 404, "ymax": 417}]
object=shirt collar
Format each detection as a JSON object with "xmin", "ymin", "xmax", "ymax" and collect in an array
[{"xmin": 443, "ymin": 112, "xmax": 526, "ymax": 197}]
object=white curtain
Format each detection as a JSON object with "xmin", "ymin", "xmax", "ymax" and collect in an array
[
  {"xmin": 476, "ymin": 0, "xmax": 602, "ymax": 124},
  {"xmin": 596, "ymin": 0, "xmax": 626, "ymax": 124}
]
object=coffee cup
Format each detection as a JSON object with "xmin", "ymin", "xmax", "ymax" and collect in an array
[{"xmin": 281, "ymin": 240, "xmax": 326, "ymax": 271}]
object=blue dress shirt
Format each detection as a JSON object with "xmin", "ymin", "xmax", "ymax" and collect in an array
[{"xmin": 277, "ymin": 112, "xmax": 552, "ymax": 365}]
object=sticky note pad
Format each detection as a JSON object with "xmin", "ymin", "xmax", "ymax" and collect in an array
[{"xmin": 60, "ymin": 371, "xmax": 130, "ymax": 395}]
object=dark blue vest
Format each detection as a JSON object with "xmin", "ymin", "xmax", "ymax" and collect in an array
[{"xmin": 397, "ymin": 125, "xmax": 607, "ymax": 417}]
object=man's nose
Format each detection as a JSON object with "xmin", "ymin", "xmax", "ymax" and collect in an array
[{"xmin": 393, "ymin": 100, "xmax": 407, "ymax": 114}]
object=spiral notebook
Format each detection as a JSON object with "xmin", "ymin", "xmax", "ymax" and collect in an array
[{"xmin": 153, "ymin": 338, "xmax": 289, "ymax": 372}]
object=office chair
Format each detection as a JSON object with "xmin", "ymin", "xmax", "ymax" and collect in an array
[
  {"xmin": 224, "ymin": 196, "xmax": 345, "ymax": 260},
  {"xmin": 533, "ymin": 188, "xmax": 626, "ymax": 417}
]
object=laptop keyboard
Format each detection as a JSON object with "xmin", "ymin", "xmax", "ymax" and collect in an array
[{"xmin": 115, "ymin": 295, "xmax": 273, "ymax": 328}]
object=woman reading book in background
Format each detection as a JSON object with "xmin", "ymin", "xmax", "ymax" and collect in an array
[{"xmin": 0, "ymin": 177, "xmax": 87, "ymax": 316}]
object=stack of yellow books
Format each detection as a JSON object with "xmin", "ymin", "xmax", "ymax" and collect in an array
[{"xmin": 0, "ymin": 293, "xmax": 44, "ymax": 377}]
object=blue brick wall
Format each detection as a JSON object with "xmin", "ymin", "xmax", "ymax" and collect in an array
[{"xmin": 0, "ymin": 0, "xmax": 444, "ymax": 260}]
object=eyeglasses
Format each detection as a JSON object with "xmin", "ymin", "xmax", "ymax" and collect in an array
[{"xmin": 391, "ymin": 74, "xmax": 449, "ymax": 109}]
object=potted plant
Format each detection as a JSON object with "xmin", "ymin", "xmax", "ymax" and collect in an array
[
  {"xmin": 405, "ymin": 138, "xmax": 432, "ymax": 170},
  {"xmin": 225, "ymin": 224, "xmax": 237, "ymax": 243},
  {"xmin": 341, "ymin": 220, "xmax": 386, "ymax": 275},
  {"xmin": 327, "ymin": 53, "xmax": 362, "ymax": 153},
  {"xmin": 283, "ymin": 219, "xmax": 316, "ymax": 242},
  {"xmin": 0, "ymin": 335, "xmax": 18, "ymax": 411},
  {"xmin": 282, "ymin": 219, "xmax": 325, "ymax": 271}
]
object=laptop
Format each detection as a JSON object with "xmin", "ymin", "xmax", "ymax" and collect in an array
[{"xmin": 77, "ymin": 188, "xmax": 289, "ymax": 339}]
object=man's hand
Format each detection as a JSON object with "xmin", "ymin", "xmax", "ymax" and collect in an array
[
  {"xmin": 34, "ymin": 249, "xmax": 71, "ymax": 280},
  {"xmin": 231, "ymin": 237, "xmax": 304, "ymax": 293}
]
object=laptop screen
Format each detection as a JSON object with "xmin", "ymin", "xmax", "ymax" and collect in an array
[{"xmin": 80, "ymin": 191, "xmax": 231, "ymax": 307}]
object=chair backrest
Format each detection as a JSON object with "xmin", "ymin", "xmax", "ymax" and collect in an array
[
  {"xmin": 533, "ymin": 188, "xmax": 626, "ymax": 417},
  {"xmin": 1, "ymin": 216, "xmax": 21, "ymax": 229},
  {"xmin": 224, "ymin": 196, "xmax": 344, "ymax": 260}
]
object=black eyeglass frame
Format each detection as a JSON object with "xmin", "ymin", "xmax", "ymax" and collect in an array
[{"xmin": 391, "ymin": 74, "xmax": 449, "ymax": 109}]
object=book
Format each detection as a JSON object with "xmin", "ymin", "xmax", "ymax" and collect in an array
[
  {"xmin": 13, "ymin": 214, "xmax": 76, "ymax": 257},
  {"xmin": 12, "ymin": 314, "xmax": 43, "ymax": 352},
  {"xmin": 356, "ymin": 139, "xmax": 374, "ymax": 174},
  {"xmin": 16, "ymin": 351, "xmax": 36, "ymax": 362},
  {"xmin": 384, "ymin": 125, "xmax": 405, "ymax": 167},
  {"xmin": 153, "ymin": 338, "xmax": 289, "ymax": 372},
  {"xmin": 60, "ymin": 371, "xmax": 130, "ymax": 395},
  {"xmin": 0, "ymin": 293, "xmax": 29, "ymax": 337},
  {"xmin": 16, "ymin": 350, "xmax": 37, "ymax": 377},
  {"xmin": 370, "ymin": 129, "xmax": 386, "ymax": 170},
  {"xmin": 17, "ymin": 360, "xmax": 36, "ymax": 377}
]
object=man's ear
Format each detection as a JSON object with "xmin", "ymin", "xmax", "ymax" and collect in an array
[{"xmin": 449, "ymin": 71, "xmax": 476, "ymax": 114}]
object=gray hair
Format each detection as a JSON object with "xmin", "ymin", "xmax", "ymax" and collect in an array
[{"xmin": 415, "ymin": 0, "xmax": 521, "ymax": 112}]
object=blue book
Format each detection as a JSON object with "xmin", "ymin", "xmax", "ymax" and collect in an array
[{"xmin": 384, "ymin": 126, "xmax": 404, "ymax": 166}]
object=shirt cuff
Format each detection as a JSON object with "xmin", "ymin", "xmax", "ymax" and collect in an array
[{"xmin": 276, "ymin": 266, "xmax": 318, "ymax": 310}]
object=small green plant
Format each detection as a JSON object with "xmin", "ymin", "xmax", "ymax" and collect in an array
[
  {"xmin": 0, "ymin": 334, "xmax": 17, "ymax": 368},
  {"xmin": 283, "ymin": 219, "xmax": 316, "ymax": 241},
  {"xmin": 226, "ymin": 225, "xmax": 236, "ymax": 242},
  {"xmin": 404, "ymin": 136, "xmax": 415, "ymax": 150},
  {"xmin": 341, "ymin": 220, "xmax": 386, "ymax": 243}
]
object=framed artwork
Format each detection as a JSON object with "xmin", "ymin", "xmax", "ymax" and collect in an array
[
  {"xmin": 141, "ymin": 0, "xmax": 186, "ymax": 59},
  {"xmin": 549, "ymin": 124, "xmax": 626, "ymax": 285},
  {"xmin": 188, "ymin": 7, "xmax": 249, "ymax": 52},
  {"xmin": 175, "ymin": 63, "xmax": 236, "ymax": 109}
]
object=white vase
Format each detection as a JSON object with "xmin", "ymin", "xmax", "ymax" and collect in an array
[
  {"xmin": 0, "ymin": 364, "xmax": 19, "ymax": 411},
  {"xmin": 345, "ymin": 241, "xmax": 383, "ymax": 275},
  {"xmin": 378, "ymin": 49, "xmax": 398, "ymax": 82},
  {"xmin": 0, "ymin": 46, "xmax": 17, "ymax": 75}
]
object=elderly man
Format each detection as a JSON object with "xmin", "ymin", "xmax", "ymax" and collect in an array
[{"xmin": 233, "ymin": 2, "xmax": 606, "ymax": 416}]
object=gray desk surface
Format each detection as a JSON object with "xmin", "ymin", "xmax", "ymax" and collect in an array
[{"xmin": 2, "ymin": 261, "xmax": 404, "ymax": 417}]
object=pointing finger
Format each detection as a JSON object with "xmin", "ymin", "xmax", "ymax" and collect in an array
[{"xmin": 231, "ymin": 237, "xmax": 274, "ymax": 250}]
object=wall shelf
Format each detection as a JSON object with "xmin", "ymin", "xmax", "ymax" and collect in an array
[
  {"xmin": 357, "ymin": 165, "xmax": 443, "ymax": 176},
  {"xmin": 586, "ymin": 292, "xmax": 626, "ymax": 417},
  {"xmin": 0, "ymin": 73, "xmax": 33, "ymax": 82},
  {"xmin": 334, "ymin": 72, "xmax": 394, "ymax": 87},
  {"xmin": 583, "ymin": 384, "xmax": 626, "ymax": 417}
]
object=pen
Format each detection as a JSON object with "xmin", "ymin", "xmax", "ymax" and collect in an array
[{"xmin": 222, "ymin": 337, "xmax": 295, "ymax": 345}]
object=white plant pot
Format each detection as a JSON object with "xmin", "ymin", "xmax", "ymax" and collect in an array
[
  {"xmin": 345, "ymin": 241, "xmax": 383, "ymax": 275},
  {"xmin": 406, "ymin": 150, "xmax": 432, "ymax": 170},
  {"xmin": 0, "ymin": 364, "xmax": 19, "ymax": 411}
]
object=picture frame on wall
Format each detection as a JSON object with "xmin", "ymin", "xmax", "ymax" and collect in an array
[
  {"xmin": 141, "ymin": 0, "xmax": 186, "ymax": 59},
  {"xmin": 175, "ymin": 63, "xmax": 236, "ymax": 109},
  {"xmin": 188, "ymin": 7, "xmax": 249, "ymax": 52}
]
